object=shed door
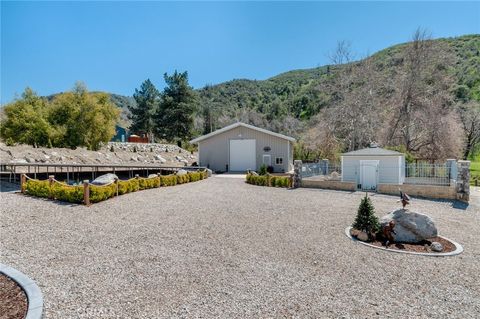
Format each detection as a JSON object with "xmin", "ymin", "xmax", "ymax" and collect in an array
[
  {"xmin": 360, "ymin": 160, "xmax": 379, "ymax": 191},
  {"xmin": 229, "ymin": 139, "xmax": 256, "ymax": 172}
]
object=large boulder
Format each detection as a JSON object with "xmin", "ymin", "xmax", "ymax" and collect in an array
[
  {"xmin": 206, "ymin": 168, "xmax": 213, "ymax": 177},
  {"xmin": 91, "ymin": 173, "xmax": 118, "ymax": 185},
  {"xmin": 380, "ymin": 209, "xmax": 437, "ymax": 243}
]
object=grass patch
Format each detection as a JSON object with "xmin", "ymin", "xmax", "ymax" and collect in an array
[{"xmin": 470, "ymin": 161, "xmax": 480, "ymax": 186}]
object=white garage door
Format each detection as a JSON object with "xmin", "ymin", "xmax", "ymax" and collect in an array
[{"xmin": 229, "ymin": 139, "xmax": 256, "ymax": 172}]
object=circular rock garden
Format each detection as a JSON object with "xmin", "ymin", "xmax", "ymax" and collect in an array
[
  {"xmin": 0, "ymin": 273, "xmax": 28, "ymax": 319},
  {"xmin": 347, "ymin": 193, "xmax": 463, "ymax": 256}
]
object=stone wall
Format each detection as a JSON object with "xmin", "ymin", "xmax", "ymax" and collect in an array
[
  {"xmin": 293, "ymin": 160, "xmax": 302, "ymax": 188},
  {"xmin": 377, "ymin": 183, "xmax": 457, "ymax": 200},
  {"xmin": 301, "ymin": 179, "xmax": 357, "ymax": 191}
]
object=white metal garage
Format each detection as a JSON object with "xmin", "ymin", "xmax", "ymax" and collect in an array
[
  {"xmin": 229, "ymin": 139, "xmax": 256, "ymax": 171},
  {"xmin": 190, "ymin": 122, "xmax": 296, "ymax": 173}
]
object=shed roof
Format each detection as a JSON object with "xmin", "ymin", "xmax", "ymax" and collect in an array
[
  {"xmin": 190, "ymin": 122, "xmax": 296, "ymax": 143},
  {"xmin": 342, "ymin": 147, "xmax": 404, "ymax": 157}
]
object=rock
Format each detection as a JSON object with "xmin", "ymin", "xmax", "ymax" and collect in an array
[
  {"xmin": 130, "ymin": 156, "xmax": 138, "ymax": 162},
  {"xmin": 380, "ymin": 209, "xmax": 437, "ymax": 243},
  {"xmin": 356, "ymin": 231, "xmax": 369, "ymax": 242},
  {"xmin": 250, "ymin": 171, "xmax": 259, "ymax": 176},
  {"xmin": 206, "ymin": 168, "xmax": 213, "ymax": 177},
  {"xmin": 91, "ymin": 173, "xmax": 118, "ymax": 185},
  {"xmin": 25, "ymin": 157, "xmax": 36, "ymax": 163},
  {"xmin": 11, "ymin": 158, "xmax": 28, "ymax": 164},
  {"xmin": 430, "ymin": 242, "xmax": 443, "ymax": 252},
  {"xmin": 44, "ymin": 155, "xmax": 50, "ymax": 159},
  {"xmin": 181, "ymin": 159, "xmax": 189, "ymax": 164},
  {"xmin": 154, "ymin": 155, "xmax": 167, "ymax": 163},
  {"xmin": 176, "ymin": 169, "xmax": 188, "ymax": 176},
  {"xmin": 148, "ymin": 174, "xmax": 158, "ymax": 178},
  {"xmin": 51, "ymin": 151, "xmax": 58, "ymax": 156},
  {"xmin": 175, "ymin": 155, "xmax": 183, "ymax": 161}
]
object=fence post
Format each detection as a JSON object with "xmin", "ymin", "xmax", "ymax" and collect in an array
[
  {"xmin": 446, "ymin": 159, "xmax": 457, "ymax": 184},
  {"xmin": 293, "ymin": 160, "xmax": 302, "ymax": 188},
  {"xmin": 48, "ymin": 175, "xmax": 55, "ymax": 199},
  {"xmin": 114, "ymin": 177, "xmax": 119, "ymax": 197},
  {"xmin": 321, "ymin": 159, "xmax": 329, "ymax": 175},
  {"xmin": 20, "ymin": 174, "xmax": 26, "ymax": 193},
  {"xmin": 83, "ymin": 180, "xmax": 90, "ymax": 206},
  {"xmin": 456, "ymin": 160, "xmax": 470, "ymax": 202}
]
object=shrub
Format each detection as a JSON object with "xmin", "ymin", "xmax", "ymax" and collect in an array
[
  {"xmin": 139, "ymin": 176, "xmax": 160, "ymax": 190},
  {"xmin": 160, "ymin": 175, "xmax": 177, "ymax": 186},
  {"xmin": 188, "ymin": 171, "xmax": 202, "ymax": 182},
  {"xmin": 5, "ymin": 137, "xmax": 15, "ymax": 146},
  {"xmin": 25, "ymin": 179, "xmax": 50, "ymax": 198},
  {"xmin": 176, "ymin": 174, "xmax": 190, "ymax": 184},
  {"xmin": 259, "ymin": 164, "xmax": 267, "ymax": 175},
  {"xmin": 352, "ymin": 193, "xmax": 380, "ymax": 237},
  {"xmin": 89, "ymin": 183, "xmax": 117, "ymax": 203},
  {"xmin": 51, "ymin": 182, "xmax": 84, "ymax": 203},
  {"xmin": 246, "ymin": 173, "xmax": 290, "ymax": 188},
  {"xmin": 118, "ymin": 179, "xmax": 139, "ymax": 194}
]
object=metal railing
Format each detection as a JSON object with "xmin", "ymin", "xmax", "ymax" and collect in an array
[
  {"xmin": 404, "ymin": 163, "xmax": 451, "ymax": 186},
  {"xmin": 301, "ymin": 163, "xmax": 342, "ymax": 180}
]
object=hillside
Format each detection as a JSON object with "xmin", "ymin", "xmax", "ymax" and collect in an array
[{"xmin": 102, "ymin": 34, "xmax": 479, "ymax": 141}]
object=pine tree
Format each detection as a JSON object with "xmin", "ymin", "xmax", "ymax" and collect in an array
[
  {"xmin": 156, "ymin": 71, "xmax": 197, "ymax": 142},
  {"xmin": 352, "ymin": 193, "xmax": 380, "ymax": 236},
  {"xmin": 130, "ymin": 79, "xmax": 160, "ymax": 143}
]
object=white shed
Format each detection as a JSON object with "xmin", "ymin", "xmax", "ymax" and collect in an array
[{"xmin": 341, "ymin": 146, "xmax": 405, "ymax": 190}]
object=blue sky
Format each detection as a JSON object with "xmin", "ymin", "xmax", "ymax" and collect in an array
[{"xmin": 1, "ymin": 1, "xmax": 479, "ymax": 104}]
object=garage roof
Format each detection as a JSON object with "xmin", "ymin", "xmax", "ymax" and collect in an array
[
  {"xmin": 190, "ymin": 122, "xmax": 296, "ymax": 143},
  {"xmin": 342, "ymin": 147, "xmax": 403, "ymax": 157}
]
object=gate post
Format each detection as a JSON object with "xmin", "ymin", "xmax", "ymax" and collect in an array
[
  {"xmin": 293, "ymin": 160, "xmax": 302, "ymax": 188},
  {"xmin": 446, "ymin": 159, "xmax": 457, "ymax": 185},
  {"xmin": 456, "ymin": 160, "xmax": 470, "ymax": 202},
  {"xmin": 20, "ymin": 174, "xmax": 26, "ymax": 193}
]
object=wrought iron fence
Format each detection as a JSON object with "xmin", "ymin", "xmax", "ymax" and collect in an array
[
  {"xmin": 301, "ymin": 163, "xmax": 342, "ymax": 180},
  {"xmin": 404, "ymin": 163, "xmax": 451, "ymax": 186}
]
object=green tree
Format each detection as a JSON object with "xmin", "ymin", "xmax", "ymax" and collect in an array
[
  {"xmin": 130, "ymin": 79, "xmax": 160, "ymax": 142},
  {"xmin": 352, "ymin": 193, "xmax": 380, "ymax": 237},
  {"xmin": 0, "ymin": 88, "xmax": 53, "ymax": 147},
  {"xmin": 156, "ymin": 71, "xmax": 197, "ymax": 142},
  {"xmin": 49, "ymin": 82, "xmax": 120, "ymax": 150}
]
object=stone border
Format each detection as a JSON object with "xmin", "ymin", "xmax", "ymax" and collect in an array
[
  {"xmin": 0, "ymin": 263, "xmax": 43, "ymax": 319},
  {"xmin": 344, "ymin": 227, "xmax": 464, "ymax": 257}
]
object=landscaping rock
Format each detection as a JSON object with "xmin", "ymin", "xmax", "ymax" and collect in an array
[
  {"xmin": 431, "ymin": 242, "xmax": 444, "ymax": 252},
  {"xmin": 91, "ymin": 173, "xmax": 118, "ymax": 185},
  {"xmin": 176, "ymin": 169, "xmax": 188, "ymax": 176},
  {"xmin": 206, "ymin": 168, "xmax": 213, "ymax": 177},
  {"xmin": 380, "ymin": 209, "xmax": 437, "ymax": 243},
  {"xmin": 25, "ymin": 157, "xmax": 36, "ymax": 163},
  {"xmin": 154, "ymin": 155, "xmax": 167, "ymax": 163},
  {"xmin": 148, "ymin": 174, "xmax": 159, "ymax": 178},
  {"xmin": 356, "ymin": 231, "xmax": 369, "ymax": 242},
  {"xmin": 11, "ymin": 158, "xmax": 27, "ymax": 164}
]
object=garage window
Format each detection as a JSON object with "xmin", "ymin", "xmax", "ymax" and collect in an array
[{"xmin": 275, "ymin": 157, "xmax": 283, "ymax": 165}]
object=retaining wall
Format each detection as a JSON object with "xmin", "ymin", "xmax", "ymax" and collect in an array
[
  {"xmin": 377, "ymin": 183, "xmax": 457, "ymax": 200},
  {"xmin": 301, "ymin": 179, "xmax": 356, "ymax": 191}
]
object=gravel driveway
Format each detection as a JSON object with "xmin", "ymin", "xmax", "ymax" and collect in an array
[{"xmin": 1, "ymin": 177, "xmax": 479, "ymax": 318}]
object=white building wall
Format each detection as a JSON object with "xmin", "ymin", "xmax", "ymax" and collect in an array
[
  {"xmin": 197, "ymin": 126, "xmax": 292, "ymax": 173},
  {"xmin": 341, "ymin": 155, "xmax": 405, "ymax": 184}
]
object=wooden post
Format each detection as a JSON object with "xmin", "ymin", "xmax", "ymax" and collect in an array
[
  {"xmin": 20, "ymin": 174, "xmax": 26, "ymax": 193},
  {"xmin": 114, "ymin": 177, "xmax": 119, "ymax": 197},
  {"xmin": 48, "ymin": 175, "xmax": 55, "ymax": 199},
  {"xmin": 83, "ymin": 180, "xmax": 90, "ymax": 206}
]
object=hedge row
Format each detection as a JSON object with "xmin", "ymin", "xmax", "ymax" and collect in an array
[
  {"xmin": 24, "ymin": 170, "xmax": 208, "ymax": 204},
  {"xmin": 246, "ymin": 173, "xmax": 291, "ymax": 188}
]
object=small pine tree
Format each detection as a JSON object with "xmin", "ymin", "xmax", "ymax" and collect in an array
[{"xmin": 352, "ymin": 193, "xmax": 380, "ymax": 236}]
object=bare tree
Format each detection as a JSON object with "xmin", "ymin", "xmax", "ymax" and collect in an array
[
  {"xmin": 328, "ymin": 40, "xmax": 355, "ymax": 65},
  {"xmin": 458, "ymin": 101, "xmax": 480, "ymax": 159},
  {"xmin": 386, "ymin": 28, "xmax": 459, "ymax": 160}
]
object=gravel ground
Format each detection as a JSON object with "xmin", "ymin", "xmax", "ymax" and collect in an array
[{"xmin": 0, "ymin": 177, "xmax": 479, "ymax": 318}]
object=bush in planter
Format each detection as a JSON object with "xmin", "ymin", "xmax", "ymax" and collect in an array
[
  {"xmin": 118, "ymin": 179, "xmax": 140, "ymax": 194},
  {"xmin": 352, "ymin": 193, "xmax": 380, "ymax": 239},
  {"xmin": 25, "ymin": 179, "xmax": 51, "ymax": 198},
  {"xmin": 139, "ymin": 177, "xmax": 160, "ymax": 190},
  {"xmin": 89, "ymin": 183, "xmax": 117, "ymax": 203},
  {"xmin": 259, "ymin": 164, "xmax": 267, "ymax": 175},
  {"xmin": 51, "ymin": 182, "xmax": 84, "ymax": 203},
  {"xmin": 160, "ymin": 175, "xmax": 177, "ymax": 186}
]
